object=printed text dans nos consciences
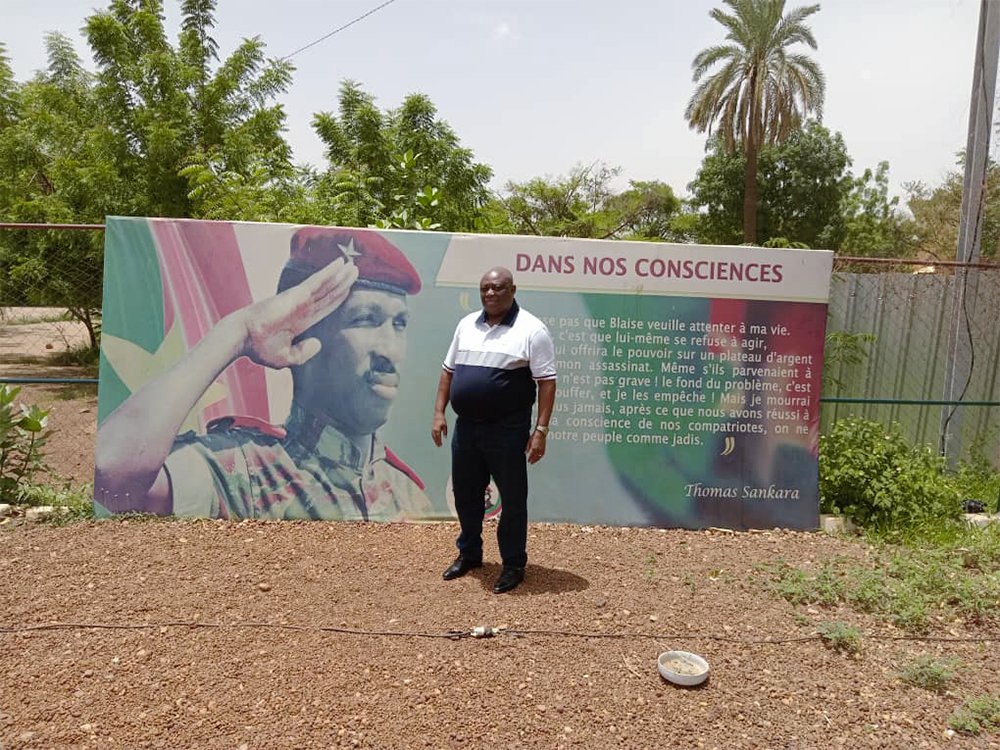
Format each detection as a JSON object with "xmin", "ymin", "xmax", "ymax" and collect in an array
[{"xmin": 516, "ymin": 254, "xmax": 784, "ymax": 283}]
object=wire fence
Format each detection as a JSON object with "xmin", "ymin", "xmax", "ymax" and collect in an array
[
  {"xmin": 2, "ymin": 225, "xmax": 999, "ymax": 490},
  {"xmin": 0, "ymin": 224, "xmax": 102, "ymax": 487}
]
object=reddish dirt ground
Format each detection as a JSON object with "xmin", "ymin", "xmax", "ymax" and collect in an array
[
  {"xmin": 4, "ymin": 312, "xmax": 1000, "ymax": 748},
  {"xmin": 3, "ymin": 520, "xmax": 1000, "ymax": 749}
]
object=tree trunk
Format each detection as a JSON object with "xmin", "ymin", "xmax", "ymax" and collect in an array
[
  {"xmin": 69, "ymin": 307, "xmax": 99, "ymax": 351},
  {"xmin": 742, "ymin": 140, "xmax": 758, "ymax": 244},
  {"xmin": 743, "ymin": 69, "xmax": 760, "ymax": 245}
]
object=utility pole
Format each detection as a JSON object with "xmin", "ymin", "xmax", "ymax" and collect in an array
[{"xmin": 941, "ymin": 0, "xmax": 1000, "ymax": 466}]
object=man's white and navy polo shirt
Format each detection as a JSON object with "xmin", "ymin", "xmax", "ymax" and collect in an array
[{"xmin": 443, "ymin": 300, "xmax": 557, "ymax": 421}]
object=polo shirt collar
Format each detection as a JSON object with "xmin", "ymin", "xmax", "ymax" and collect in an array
[{"xmin": 477, "ymin": 299, "xmax": 520, "ymax": 327}]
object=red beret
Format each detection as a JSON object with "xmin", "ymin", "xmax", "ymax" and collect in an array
[{"xmin": 285, "ymin": 227, "xmax": 421, "ymax": 295}]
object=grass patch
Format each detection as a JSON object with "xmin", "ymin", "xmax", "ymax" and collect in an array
[
  {"xmin": 17, "ymin": 482, "xmax": 95, "ymax": 523},
  {"xmin": 949, "ymin": 694, "xmax": 1000, "ymax": 735},
  {"xmin": 898, "ymin": 654, "xmax": 960, "ymax": 693},
  {"xmin": 50, "ymin": 343, "xmax": 100, "ymax": 369},
  {"xmin": 0, "ymin": 311, "xmax": 71, "ymax": 325},
  {"xmin": 816, "ymin": 621, "xmax": 863, "ymax": 655},
  {"xmin": 762, "ymin": 560, "xmax": 844, "ymax": 606},
  {"xmin": 102, "ymin": 511, "xmax": 173, "ymax": 524},
  {"xmin": 758, "ymin": 524, "xmax": 1000, "ymax": 632},
  {"xmin": 1, "ymin": 354, "xmax": 52, "ymax": 366},
  {"xmin": 52, "ymin": 383, "xmax": 98, "ymax": 401}
]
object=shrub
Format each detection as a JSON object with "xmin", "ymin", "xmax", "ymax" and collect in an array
[
  {"xmin": 949, "ymin": 694, "xmax": 1000, "ymax": 735},
  {"xmin": 816, "ymin": 621, "xmax": 863, "ymax": 655},
  {"xmin": 0, "ymin": 385, "xmax": 50, "ymax": 502},
  {"xmin": 822, "ymin": 331, "xmax": 876, "ymax": 391},
  {"xmin": 819, "ymin": 418, "xmax": 961, "ymax": 530},
  {"xmin": 898, "ymin": 654, "xmax": 959, "ymax": 693}
]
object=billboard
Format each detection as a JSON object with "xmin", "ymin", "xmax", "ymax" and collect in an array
[{"xmin": 95, "ymin": 217, "xmax": 832, "ymax": 530}]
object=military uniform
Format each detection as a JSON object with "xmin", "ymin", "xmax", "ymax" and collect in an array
[{"xmin": 164, "ymin": 402, "xmax": 432, "ymax": 520}]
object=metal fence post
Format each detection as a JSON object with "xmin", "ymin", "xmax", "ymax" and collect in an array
[{"xmin": 941, "ymin": 0, "xmax": 1000, "ymax": 466}]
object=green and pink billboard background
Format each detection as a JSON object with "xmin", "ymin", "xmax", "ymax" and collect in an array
[{"xmin": 97, "ymin": 217, "xmax": 832, "ymax": 530}]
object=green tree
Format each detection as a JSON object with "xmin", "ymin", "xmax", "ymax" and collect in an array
[
  {"xmin": 84, "ymin": 0, "xmax": 294, "ymax": 218},
  {"xmin": 760, "ymin": 120, "xmax": 849, "ymax": 247},
  {"xmin": 0, "ymin": 34, "xmax": 111, "ymax": 347},
  {"xmin": 685, "ymin": 0, "xmax": 825, "ymax": 243},
  {"xmin": 499, "ymin": 163, "xmax": 621, "ymax": 238},
  {"xmin": 312, "ymin": 81, "xmax": 493, "ymax": 231},
  {"xmin": 0, "ymin": 1, "xmax": 297, "ymax": 349},
  {"xmin": 685, "ymin": 143, "xmax": 745, "ymax": 245},
  {"xmin": 181, "ymin": 157, "xmax": 325, "ymax": 224},
  {"xmin": 497, "ymin": 162, "xmax": 684, "ymax": 240},
  {"xmin": 609, "ymin": 180, "xmax": 684, "ymax": 241},
  {"xmin": 840, "ymin": 162, "xmax": 913, "ymax": 257},
  {"xmin": 0, "ymin": 44, "xmax": 21, "ymax": 214},
  {"xmin": 687, "ymin": 121, "xmax": 854, "ymax": 248},
  {"xmin": 906, "ymin": 158, "xmax": 1000, "ymax": 261},
  {"xmin": 0, "ymin": 44, "xmax": 16, "ymax": 129}
]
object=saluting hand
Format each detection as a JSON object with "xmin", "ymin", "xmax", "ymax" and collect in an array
[{"xmin": 239, "ymin": 258, "xmax": 359, "ymax": 369}]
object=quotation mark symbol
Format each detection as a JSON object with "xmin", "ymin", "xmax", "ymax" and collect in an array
[{"xmin": 721, "ymin": 437, "xmax": 735, "ymax": 456}]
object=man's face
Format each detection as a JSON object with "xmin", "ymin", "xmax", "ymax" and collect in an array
[
  {"xmin": 479, "ymin": 270, "xmax": 515, "ymax": 320},
  {"xmin": 301, "ymin": 287, "xmax": 409, "ymax": 438}
]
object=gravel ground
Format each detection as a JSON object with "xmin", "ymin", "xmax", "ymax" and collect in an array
[
  {"xmin": 3, "ymin": 520, "xmax": 1000, "ymax": 749},
  {"xmin": 4, "ymin": 312, "xmax": 1000, "ymax": 748}
]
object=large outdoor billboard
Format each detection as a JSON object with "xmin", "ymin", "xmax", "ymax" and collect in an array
[{"xmin": 95, "ymin": 217, "xmax": 832, "ymax": 530}]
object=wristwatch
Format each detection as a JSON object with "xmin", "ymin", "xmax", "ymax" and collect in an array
[{"xmin": 534, "ymin": 424, "xmax": 549, "ymax": 436}]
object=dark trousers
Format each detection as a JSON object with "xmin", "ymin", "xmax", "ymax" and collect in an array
[{"xmin": 451, "ymin": 412, "xmax": 530, "ymax": 568}]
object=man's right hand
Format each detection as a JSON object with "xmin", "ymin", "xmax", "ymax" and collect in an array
[
  {"xmin": 239, "ymin": 257, "xmax": 359, "ymax": 368},
  {"xmin": 431, "ymin": 413, "xmax": 448, "ymax": 447}
]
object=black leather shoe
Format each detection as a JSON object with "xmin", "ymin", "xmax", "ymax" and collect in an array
[
  {"xmin": 492, "ymin": 566, "xmax": 525, "ymax": 594},
  {"xmin": 442, "ymin": 555, "xmax": 482, "ymax": 580}
]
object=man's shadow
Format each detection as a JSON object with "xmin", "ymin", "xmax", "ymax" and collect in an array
[{"xmin": 473, "ymin": 563, "xmax": 589, "ymax": 595}]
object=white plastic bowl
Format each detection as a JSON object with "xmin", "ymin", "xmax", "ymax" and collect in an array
[{"xmin": 658, "ymin": 650, "xmax": 710, "ymax": 686}]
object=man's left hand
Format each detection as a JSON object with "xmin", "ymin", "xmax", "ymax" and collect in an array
[{"xmin": 525, "ymin": 431, "xmax": 546, "ymax": 464}]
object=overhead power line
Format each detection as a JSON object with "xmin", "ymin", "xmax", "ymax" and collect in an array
[{"xmin": 280, "ymin": 0, "xmax": 400, "ymax": 61}]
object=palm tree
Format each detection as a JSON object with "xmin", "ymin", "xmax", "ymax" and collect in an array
[{"xmin": 686, "ymin": 0, "xmax": 825, "ymax": 243}]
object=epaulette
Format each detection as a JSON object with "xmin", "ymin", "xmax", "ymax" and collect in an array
[
  {"xmin": 206, "ymin": 415, "xmax": 287, "ymax": 440},
  {"xmin": 384, "ymin": 446, "xmax": 426, "ymax": 490}
]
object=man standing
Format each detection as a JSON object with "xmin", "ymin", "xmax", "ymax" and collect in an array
[
  {"xmin": 96, "ymin": 227, "xmax": 431, "ymax": 521},
  {"xmin": 431, "ymin": 267, "xmax": 557, "ymax": 594}
]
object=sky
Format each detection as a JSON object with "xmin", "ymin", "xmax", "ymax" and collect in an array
[{"xmin": 2, "ymin": 0, "xmax": 987, "ymax": 201}]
